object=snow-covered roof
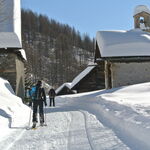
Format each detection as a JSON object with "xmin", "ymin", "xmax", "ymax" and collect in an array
[
  {"xmin": 18, "ymin": 49, "xmax": 27, "ymax": 60},
  {"xmin": 0, "ymin": 32, "xmax": 21, "ymax": 49},
  {"xmin": 88, "ymin": 62, "xmax": 97, "ymax": 66},
  {"xmin": 96, "ymin": 29, "xmax": 150, "ymax": 58},
  {"xmin": 71, "ymin": 65, "xmax": 96, "ymax": 89},
  {"xmin": 134, "ymin": 5, "xmax": 150, "ymax": 16},
  {"xmin": 0, "ymin": 0, "xmax": 22, "ymax": 43},
  {"xmin": 56, "ymin": 82, "xmax": 72, "ymax": 94}
]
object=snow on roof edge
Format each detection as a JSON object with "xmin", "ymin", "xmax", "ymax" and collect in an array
[
  {"xmin": 71, "ymin": 66, "xmax": 96, "ymax": 89},
  {"xmin": 134, "ymin": 5, "xmax": 150, "ymax": 16},
  {"xmin": 96, "ymin": 29, "xmax": 150, "ymax": 58},
  {"xmin": 18, "ymin": 49, "xmax": 27, "ymax": 61},
  {"xmin": 56, "ymin": 82, "xmax": 72, "ymax": 94},
  {"xmin": 0, "ymin": 32, "xmax": 22, "ymax": 49}
]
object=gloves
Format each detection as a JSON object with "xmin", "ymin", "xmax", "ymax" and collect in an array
[
  {"xmin": 29, "ymin": 101, "xmax": 32, "ymax": 107},
  {"xmin": 45, "ymin": 102, "xmax": 47, "ymax": 107}
]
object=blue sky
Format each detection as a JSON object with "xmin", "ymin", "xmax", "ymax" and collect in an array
[{"xmin": 22, "ymin": 0, "xmax": 150, "ymax": 38}]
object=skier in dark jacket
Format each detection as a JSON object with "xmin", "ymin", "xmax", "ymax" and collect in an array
[
  {"xmin": 32, "ymin": 80, "xmax": 47, "ymax": 128},
  {"xmin": 48, "ymin": 88, "xmax": 56, "ymax": 107}
]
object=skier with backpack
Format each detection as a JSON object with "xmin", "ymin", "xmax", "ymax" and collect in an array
[
  {"xmin": 48, "ymin": 87, "xmax": 56, "ymax": 107},
  {"xmin": 30, "ymin": 80, "xmax": 47, "ymax": 128}
]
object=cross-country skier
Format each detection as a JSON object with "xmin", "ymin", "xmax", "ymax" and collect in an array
[
  {"xmin": 48, "ymin": 87, "xmax": 56, "ymax": 107},
  {"xmin": 31, "ymin": 80, "xmax": 47, "ymax": 128}
]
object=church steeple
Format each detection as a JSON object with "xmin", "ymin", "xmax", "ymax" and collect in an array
[{"xmin": 133, "ymin": 5, "xmax": 150, "ymax": 32}]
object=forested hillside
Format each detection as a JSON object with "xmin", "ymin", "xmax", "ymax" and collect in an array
[{"xmin": 21, "ymin": 9, "xmax": 94, "ymax": 87}]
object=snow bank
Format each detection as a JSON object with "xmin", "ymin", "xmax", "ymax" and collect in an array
[
  {"xmin": 0, "ymin": 77, "xmax": 30, "ymax": 140},
  {"xmin": 57, "ymin": 82, "xmax": 150, "ymax": 150}
]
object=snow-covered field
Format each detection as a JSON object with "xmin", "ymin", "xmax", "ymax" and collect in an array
[{"xmin": 1, "ymin": 77, "xmax": 150, "ymax": 150}]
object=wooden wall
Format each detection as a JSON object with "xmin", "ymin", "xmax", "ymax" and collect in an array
[
  {"xmin": 57, "ymin": 86, "xmax": 74, "ymax": 96},
  {"xmin": 72, "ymin": 63, "xmax": 105, "ymax": 93},
  {"xmin": 0, "ymin": 52, "xmax": 25, "ymax": 99},
  {"xmin": 0, "ymin": 53, "xmax": 16, "ymax": 91}
]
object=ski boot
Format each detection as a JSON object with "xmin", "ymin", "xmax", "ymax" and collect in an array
[
  {"xmin": 40, "ymin": 118, "xmax": 44, "ymax": 126},
  {"xmin": 32, "ymin": 122, "xmax": 36, "ymax": 128},
  {"xmin": 40, "ymin": 122, "xmax": 44, "ymax": 126}
]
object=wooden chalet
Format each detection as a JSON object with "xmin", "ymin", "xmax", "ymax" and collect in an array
[
  {"xmin": 95, "ymin": 5, "xmax": 150, "ymax": 89},
  {"xmin": 70, "ymin": 63, "xmax": 105, "ymax": 93},
  {"xmin": 0, "ymin": 33, "xmax": 26, "ymax": 99},
  {"xmin": 56, "ymin": 83, "xmax": 75, "ymax": 96}
]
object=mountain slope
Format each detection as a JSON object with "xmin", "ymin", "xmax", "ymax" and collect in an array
[{"xmin": 21, "ymin": 9, "xmax": 94, "ymax": 87}]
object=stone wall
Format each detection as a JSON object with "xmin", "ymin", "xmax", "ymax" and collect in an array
[{"xmin": 111, "ymin": 62, "xmax": 150, "ymax": 88}]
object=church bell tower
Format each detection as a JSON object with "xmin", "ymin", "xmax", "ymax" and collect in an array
[{"xmin": 133, "ymin": 5, "xmax": 150, "ymax": 32}]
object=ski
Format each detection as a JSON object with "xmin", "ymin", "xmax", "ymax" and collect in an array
[
  {"xmin": 26, "ymin": 126, "xmax": 38, "ymax": 130},
  {"xmin": 31, "ymin": 127, "xmax": 37, "ymax": 130},
  {"xmin": 26, "ymin": 124, "xmax": 47, "ymax": 130},
  {"xmin": 26, "ymin": 123, "xmax": 37, "ymax": 130}
]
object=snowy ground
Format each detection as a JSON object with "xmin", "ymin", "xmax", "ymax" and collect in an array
[{"xmin": 1, "ymin": 78, "xmax": 150, "ymax": 150}]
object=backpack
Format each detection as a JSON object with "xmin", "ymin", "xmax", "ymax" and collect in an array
[
  {"xmin": 49, "ymin": 89, "xmax": 55, "ymax": 98},
  {"xmin": 30, "ymin": 86, "xmax": 37, "ymax": 100}
]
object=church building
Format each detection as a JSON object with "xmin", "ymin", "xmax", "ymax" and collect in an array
[{"xmin": 95, "ymin": 5, "xmax": 150, "ymax": 89}]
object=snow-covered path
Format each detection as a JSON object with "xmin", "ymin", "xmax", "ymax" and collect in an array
[
  {"xmin": 0, "ymin": 99, "xmax": 130, "ymax": 150},
  {"xmin": 2, "ymin": 80, "xmax": 150, "ymax": 149}
]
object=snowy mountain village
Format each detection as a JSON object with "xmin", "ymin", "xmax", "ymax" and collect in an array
[{"xmin": 1, "ymin": 0, "xmax": 150, "ymax": 149}]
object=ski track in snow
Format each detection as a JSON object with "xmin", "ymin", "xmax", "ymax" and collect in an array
[
  {"xmin": 1, "ymin": 129, "xmax": 26, "ymax": 150},
  {"xmin": 0, "ymin": 101, "xmax": 131, "ymax": 150},
  {"xmin": 67, "ymin": 111, "xmax": 93, "ymax": 150}
]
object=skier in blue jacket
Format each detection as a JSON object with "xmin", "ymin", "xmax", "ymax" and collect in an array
[{"xmin": 31, "ymin": 80, "xmax": 47, "ymax": 128}]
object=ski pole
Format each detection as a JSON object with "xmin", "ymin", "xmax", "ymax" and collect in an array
[{"xmin": 44, "ymin": 104, "xmax": 47, "ymax": 126}]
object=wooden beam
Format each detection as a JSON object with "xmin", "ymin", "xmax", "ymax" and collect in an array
[{"xmin": 0, "ymin": 69, "xmax": 16, "ymax": 73}]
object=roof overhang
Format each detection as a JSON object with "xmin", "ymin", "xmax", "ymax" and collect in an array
[
  {"xmin": 0, "ymin": 32, "xmax": 22, "ymax": 49},
  {"xmin": 133, "ymin": 5, "xmax": 150, "ymax": 16},
  {"xmin": 56, "ymin": 83, "xmax": 72, "ymax": 94},
  {"xmin": 95, "ymin": 56, "xmax": 150, "ymax": 63},
  {"xmin": 0, "ymin": 48, "xmax": 27, "ymax": 61},
  {"xmin": 16, "ymin": 49, "xmax": 27, "ymax": 61}
]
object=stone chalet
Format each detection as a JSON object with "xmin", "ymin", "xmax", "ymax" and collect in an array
[{"xmin": 95, "ymin": 5, "xmax": 150, "ymax": 89}]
